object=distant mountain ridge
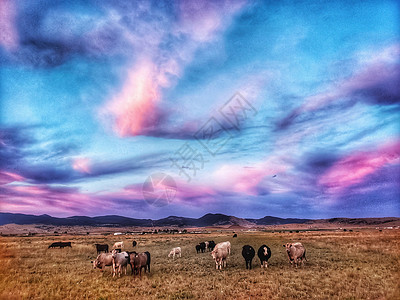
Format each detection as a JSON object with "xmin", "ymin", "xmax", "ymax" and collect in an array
[{"xmin": 0, "ymin": 212, "xmax": 398, "ymax": 227}]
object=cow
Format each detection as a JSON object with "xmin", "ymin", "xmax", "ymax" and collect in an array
[
  {"xmin": 283, "ymin": 243, "xmax": 307, "ymax": 268},
  {"xmin": 208, "ymin": 241, "xmax": 216, "ymax": 251},
  {"xmin": 129, "ymin": 251, "xmax": 150, "ymax": 277},
  {"xmin": 168, "ymin": 247, "xmax": 182, "ymax": 259},
  {"xmin": 233, "ymin": 233, "xmax": 238, "ymax": 238},
  {"xmin": 257, "ymin": 245, "xmax": 272, "ymax": 268},
  {"xmin": 195, "ymin": 244, "xmax": 201, "ymax": 254},
  {"xmin": 111, "ymin": 249, "xmax": 130, "ymax": 277},
  {"xmin": 211, "ymin": 247, "xmax": 229, "ymax": 270},
  {"xmin": 92, "ymin": 253, "xmax": 113, "ymax": 272},
  {"xmin": 48, "ymin": 242, "xmax": 71, "ymax": 248},
  {"xmin": 113, "ymin": 241, "xmax": 124, "ymax": 249},
  {"xmin": 242, "ymin": 245, "xmax": 255, "ymax": 269},
  {"xmin": 95, "ymin": 243, "xmax": 108, "ymax": 254},
  {"xmin": 132, "ymin": 241, "xmax": 137, "ymax": 247},
  {"xmin": 199, "ymin": 242, "xmax": 206, "ymax": 253},
  {"xmin": 214, "ymin": 241, "xmax": 231, "ymax": 255}
]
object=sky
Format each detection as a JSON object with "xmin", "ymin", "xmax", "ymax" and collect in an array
[{"xmin": 0, "ymin": 0, "xmax": 399, "ymax": 219}]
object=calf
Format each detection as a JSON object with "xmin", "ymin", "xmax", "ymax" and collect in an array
[
  {"xmin": 195, "ymin": 244, "xmax": 201, "ymax": 254},
  {"xmin": 242, "ymin": 245, "xmax": 255, "ymax": 269},
  {"xmin": 95, "ymin": 243, "xmax": 108, "ymax": 254},
  {"xmin": 92, "ymin": 253, "xmax": 113, "ymax": 272},
  {"xmin": 257, "ymin": 245, "xmax": 272, "ymax": 268},
  {"xmin": 111, "ymin": 250, "xmax": 129, "ymax": 277},
  {"xmin": 168, "ymin": 247, "xmax": 182, "ymax": 259},
  {"xmin": 129, "ymin": 252, "xmax": 148, "ymax": 277},
  {"xmin": 283, "ymin": 242, "xmax": 306, "ymax": 268},
  {"xmin": 233, "ymin": 233, "xmax": 238, "ymax": 238},
  {"xmin": 132, "ymin": 241, "xmax": 137, "ymax": 247}
]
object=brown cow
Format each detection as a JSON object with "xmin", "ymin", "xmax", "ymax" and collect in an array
[
  {"xmin": 92, "ymin": 253, "xmax": 113, "ymax": 272},
  {"xmin": 129, "ymin": 252, "xmax": 148, "ymax": 277},
  {"xmin": 283, "ymin": 242, "xmax": 307, "ymax": 268}
]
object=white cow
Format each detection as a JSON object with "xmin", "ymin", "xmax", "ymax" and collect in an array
[
  {"xmin": 113, "ymin": 241, "xmax": 124, "ymax": 249},
  {"xmin": 168, "ymin": 247, "xmax": 182, "ymax": 259},
  {"xmin": 111, "ymin": 250, "xmax": 129, "ymax": 277},
  {"xmin": 211, "ymin": 247, "xmax": 229, "ymax": 270},
  {"xmin": 214, "ymin": 241, "xmax": 231, "ymax": 255}
]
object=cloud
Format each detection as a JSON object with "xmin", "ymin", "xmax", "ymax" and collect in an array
[
  {"xmin": 318, "ymin": 140, "xmax": 400, "ymax": 194},
  {"xmin": 277, "ymin": 44, "xmax": 400, "ymax": 130},
  {"xmin": 0, "ymin": 125, "xmax": 170, "ymax": 184},
  {"xmin": 0, "ymin": 0, "xmax": 18, "ymax": 50},
  {"xmin": 98, "ymin": 0, "xmax": 247, "ymax": 138}
]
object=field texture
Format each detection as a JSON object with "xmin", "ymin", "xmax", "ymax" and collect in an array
[{"xmin": 0, "ymin": 230, "xmax": 399, "ymax": 299}]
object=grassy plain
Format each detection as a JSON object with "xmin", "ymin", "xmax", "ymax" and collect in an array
[{"xmin": 0, "ymin": 229, "xmax": 399, "ymax": 299}]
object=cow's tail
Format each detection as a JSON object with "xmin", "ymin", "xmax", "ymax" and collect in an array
[{"xmin": 303, "ymin": 249, "xmax": 307, "ymax": 261}]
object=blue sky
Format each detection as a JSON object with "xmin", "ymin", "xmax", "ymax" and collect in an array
[{"xmin": 0, "ymin": 0, "xmax": 399, "ymax": 218}]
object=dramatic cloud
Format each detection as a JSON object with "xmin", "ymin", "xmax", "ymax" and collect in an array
[
  {"xmin": 277, "ymin": 45, "xmax": 400, "ymax": 130},
  {"xmin": 1, "ymin": 1, "xmax": 399, "ymax": 218},
  {"xmin": 319, "ymin": 140, "xmax": 400, "ymax": 194}
]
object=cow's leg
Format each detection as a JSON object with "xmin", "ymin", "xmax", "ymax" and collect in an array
[{"xmin": 249, "ymin": 259, "xmax": 252, "ymax": 269}]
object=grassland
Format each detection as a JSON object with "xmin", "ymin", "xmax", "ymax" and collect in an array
[{"xmin": 0, "ymin": 229, "xmax": 399, "ymax": 299}]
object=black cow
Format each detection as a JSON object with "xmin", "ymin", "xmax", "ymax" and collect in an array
[
  {"xmin": 144, "ymin": 251, "xmax": 151, "ymax": 272},
  {"xmin": 48, "ymin": 242, "xmax": 72, "ymax": 248},
  {"xmin": 195, "ymin": 244, "xmax": 201, "ymax": 253},
  {"xmin": 95, "ymin": 243, "xmax": 108, "ymax": 254},
  {"xmin": 242, "ymin": 245, "xmax": 255, "ymax": 269},
  {"xmin": 233, "ymin": 233, "xmax": 238, "ymax": 238},
  {"xmin": 132, "ymin": 241, "xmax": 137, "ymax": 247},
  {"xmin": 113, "ymin": 248, "xmax": 122, "ymax": 253},
  {"xmin": 199, "ymin": 242, "xmax": 206, "ymax": 253},
  {"xmin": 257, "ymin": 245, "xmax": 272, "ymax": 268},
  {"xmin": 208, "ymin": 241, "xmax": 216, "ymax": 251}
]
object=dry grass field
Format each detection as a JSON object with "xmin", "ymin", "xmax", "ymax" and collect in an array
[{"xmin": 0, "ymin": 229, "xmax": 399, "ymax": 300}]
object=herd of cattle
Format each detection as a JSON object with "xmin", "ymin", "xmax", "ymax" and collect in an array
[{"xmin": 48, "ymin": 238, "xmax": 307, "ymax": 277}]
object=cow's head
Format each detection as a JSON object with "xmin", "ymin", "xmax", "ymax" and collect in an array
[
  {"xmin": 211, "ymin": 250, "xmax": 216, "ymax": 259},
  {"xmin": 263, "ymin": 247, "xmax": 268, "ymax": 256},
  {"xmin": 92, "ymin": 259, "xmax": 99, "ymax": 269},
  {"xmin": 283, "ymin": 243, "xmax": 292, "ymax": 251}
]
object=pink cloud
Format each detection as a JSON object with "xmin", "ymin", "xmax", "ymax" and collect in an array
[
  {"xmin": 178, "ymin": 1, "xmax": 245, "ymax": 42},
  {"xmin": 319, "ymin": 140, "xmax": 400, "ymax": 193},
  {"xmin": 101, "ymin": 59, "xmax": 162, "ymax": 137},
  {"xmin": 0, "ymin": 171, "xmax": 24, "ymax": 185},
  {"xmin": 72, "ymin": 157, "xmax": 91, "ymax": 174},
  {"xmin": 0, "ymin": 0, "xmax": 19, "ymax": 51},
  {"xmin": 211, "ymin": 156, "xmax": 290, "ymax": 195},
  {"xmin": 99, "ymin": 1, "xmax": 247, "ymax": 138}
]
